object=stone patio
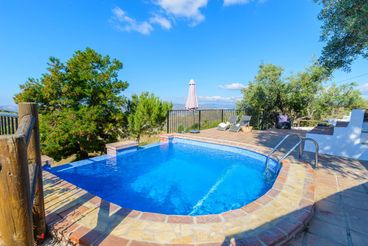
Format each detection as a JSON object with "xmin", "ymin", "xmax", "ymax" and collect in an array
[
  {"xmin": 185, "ymin": 128, "xmax": 368, "ymax": 246},
  {"xmin": 41, "ymin": 128, "xmax": 368, "ymax": 245}
]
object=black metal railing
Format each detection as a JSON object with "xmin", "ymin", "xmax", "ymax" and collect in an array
[
  {"xmin": 1, "ymin": 109, "xmax": 240, "ymax": 135},
  {"xmin": 166, "ymin": 109, "xmax": 238, "ymax": 133},
  {"xmin": 0, "ymin": 113, "xmax": 19, "ymax": 135}
]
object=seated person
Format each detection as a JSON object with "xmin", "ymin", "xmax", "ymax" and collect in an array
[{"xmin": 276, "ymin": 114, "xmax": 291, "ymax": 129}]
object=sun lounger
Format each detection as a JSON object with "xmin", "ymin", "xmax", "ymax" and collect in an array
[
  {"xmin": 217, "ymin": 115, "xmax": 237, "ymax": 131},
  {"xmin": 229, "ymin": 115, "xmax": 251, "ymax": 132}
]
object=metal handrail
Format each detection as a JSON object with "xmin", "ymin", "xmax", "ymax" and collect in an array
[
  {"xmin": 265, "ymin": 134, "xmax": 319, "ymax": 171},
  {"xmin": 278, "ymin": 139, "xmax": 303, "ymax": 163},
  {"xmin": 300, "ymin": 138, "xmax": 319, "ymax": 168},
  {"xmin": 265, "ymin": 134, "xmax": 302, "ymax": 163}
]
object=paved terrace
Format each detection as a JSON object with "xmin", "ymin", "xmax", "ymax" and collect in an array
[
  {"xmin": 38, "ymin": 128, "xmax": 368, "ymax": 245},
  {"xmin": 185, "ymin": 128, "xmax": 368, "ymax": 246}
]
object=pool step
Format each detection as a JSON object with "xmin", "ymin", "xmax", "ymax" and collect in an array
[{"xmin": 106, "ymin": 140, "xmax": 138, "ymax": 156}]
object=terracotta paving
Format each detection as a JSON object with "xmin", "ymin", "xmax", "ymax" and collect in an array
[
  {"xmin": 288, "ymin": 155, "xmax": 368, "ymax": 246},
  {"xmin": 186, "ymin": 129, "xmax": 368, "ymax": 246},
  {"xmin": 40, "ymin": 128, "xmax": 368, "ymax": 245}
]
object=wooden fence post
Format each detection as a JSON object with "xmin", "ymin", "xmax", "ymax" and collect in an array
[
  {"xmin": 0, "ymin": 135, "xmax": 34, "ymax": 246},
  {"xmin": 18, "ymin": 102, "xmax": 46, "ymax": 242}
]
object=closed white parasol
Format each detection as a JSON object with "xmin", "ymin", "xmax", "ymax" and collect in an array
[{"xmin": 185, "ymin": 79, "xmax": 198, "ymax": 110}]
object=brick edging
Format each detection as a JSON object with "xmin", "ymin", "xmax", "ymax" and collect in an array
[{"xmin": 43, "ymin": 135, "xmax": 316, "ymax": 245}]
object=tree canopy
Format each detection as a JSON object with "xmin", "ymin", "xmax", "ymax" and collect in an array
[
  {"xmin": 237, "ymin": 63, "xmax": 365, "ymax": 129},
  {"xmin": 315, "ymin": 82, "xmax": 366, "ymax": 119},
  {"xmin": 286, "ymin": 64, "xmax": 329, "ymax": 119},
  {"xmin": 236, "ymin": 64, "xmax": 287, "ymax": 129},
  {"xmin": 316, "ymin": 0, "xmax": 368, "ymax": 71},
  {"xmin": 14, "ymin": 48, "xmax": 129, "ymax": 160},
  {"xmin": 127, "ymin": 92, "xmax": 172, "ymax": 142}
]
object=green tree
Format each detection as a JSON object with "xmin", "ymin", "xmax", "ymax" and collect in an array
[
  {"xmin": 315, "ymin": 82, "xmax": 365, "ymax": 119},
  {"xmin": 14, "ymin": 48, "xmax": 129, "ymax": 161},
  {"xmin": 128, "ymin": 92, "xmax": 172, "ymax": 142},
  {"xmin": 316, "ymin": 0, "xmax": 368, "ymax": 71},
  {"xmin": 286, "ymin": 64, "xmax": 329, "ymax": 119},
  {"xmin": 237, "ymin": 64, "xmax": 287, "ymax": 129},
  {"xmin": 237, "ymin": 62, "xmax": 364, "ymax": 129}
]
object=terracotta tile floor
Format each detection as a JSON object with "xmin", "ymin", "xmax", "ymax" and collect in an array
[
  {"xmin": 289, "ymin": 155, "xmax": 368, "ymax": 246},
  {"xmin": 186, "ymin": 128, "xmax": 368, "ymax": 246},
  {"xmin": 39, "ymin": 128, "xmax": 367, "ymax": 245},
  {"xmin": 3, "ymin": 128, "xmax": 366, "ymax": 245}
]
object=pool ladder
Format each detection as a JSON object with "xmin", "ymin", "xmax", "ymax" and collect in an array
[{"xmin": 265, "ymin": 134, "xmax": 319, "ymax": 171}]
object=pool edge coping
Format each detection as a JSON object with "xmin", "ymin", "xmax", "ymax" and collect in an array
[{"xmin": 44, "ymin": 134, "xmax": 316, "ymax": 245}]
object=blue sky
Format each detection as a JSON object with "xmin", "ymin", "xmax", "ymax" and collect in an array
[{"xmin": 1, "ymin": 0, "xmax": 367, "ymax": 107}]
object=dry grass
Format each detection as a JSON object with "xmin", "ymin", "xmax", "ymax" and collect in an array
[
  {"xmin": 53, "ymin": 152, "xmax": 100, "ymax": 167},
  {"xmin": 53, "ymin": 154, "xmax": 77, "ymax": 166},
  {"xmin": 136, "ymin": 134, "xmax": 161, "ymax": 146}
]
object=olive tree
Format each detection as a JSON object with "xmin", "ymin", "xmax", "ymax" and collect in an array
[{"xmin": 316, "ymin": 0, "xmax": 368, "ymax": 72}]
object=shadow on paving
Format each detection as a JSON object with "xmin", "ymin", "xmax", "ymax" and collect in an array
[
  {"xmin": 315, "ymin": 154, "xmax": 368, "ymax": 180},
  {"xmin": 46, "ymin": 179, "xmax": 368, "ymax": 245},
  {"xmin": 45, "ymin": 190, "xmax": 132, "ymax": 245},
  {"xmin": 43, "ymin": 129, "xmax": 368, "ymax": 245},
  {"xmin": 252, "ymin": 129, "xmax": 306, "ymax": 150},
  {"xmin": 79, "ymin": 200, "xmax": 132, "ymax": 245},
  {"xmin": 222, "ymin": 182, "xmax": 368, "ymax": 246},
  {"xmin": 194, "ymin": 128, "xmax": 307, "ymax": 155},
  {"xmin": 249, "ymin": 129, "xmax": 368, "ymax": 180}
]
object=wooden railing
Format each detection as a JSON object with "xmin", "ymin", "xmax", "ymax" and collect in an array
[
  {"xmin": 0, "ymin": 113, "xmax": 18, "ymax": 135},
  {"xmin": 0, "ymin": 103, "xmax": 46, "ymax": 246}
]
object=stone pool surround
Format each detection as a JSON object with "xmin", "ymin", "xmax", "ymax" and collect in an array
[{"xmin": 43, "ymin": 134, "xmax": 316, "ymax": 245}]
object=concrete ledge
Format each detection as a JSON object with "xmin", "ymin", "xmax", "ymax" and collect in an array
[
  {"xmin": 159, "ymin": 134, "xmax": 174, "ymax": 143},
  {"xmin": 41, "ymin": 155, "xmax": 54, "ymax": 166},
  {"xmin": 106, "ymin": 140, "xmax": 138, "ymax": 156}
]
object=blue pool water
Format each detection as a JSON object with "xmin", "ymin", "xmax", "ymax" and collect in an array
[{"xmin": 46, "ymin": 138, "xmax": 280, "ymax": 215}]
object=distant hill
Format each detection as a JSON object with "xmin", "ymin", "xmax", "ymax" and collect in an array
[
  {"xmin": 1, "ymin": 103, "xmax": 235, "ymax": 112},
  {"xmin": 0, "ymin": 105, "xmax": 18, "ymax": 113},
  {"xmin": 172, "ymin": 102, "xmax": 236, "ymax": 110}
]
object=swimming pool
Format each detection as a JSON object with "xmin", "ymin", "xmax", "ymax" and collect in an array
[{"xmin": 45, "ymin": 138, "xmax": 280, "ymax": 216}]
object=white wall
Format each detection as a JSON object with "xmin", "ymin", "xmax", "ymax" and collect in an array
[{"xmin": 305, "ymin": 109, "xmax": 368, "ymax": 161}]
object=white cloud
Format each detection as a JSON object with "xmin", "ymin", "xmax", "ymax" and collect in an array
[
  {"xmin": 111, "ymin": 7, "xmax": 153, "ymax": 35},
  {"xmin": 150, "ymin": 15, "xmax": 172, "ymax": 30},
  {"xmin": 223, "ymin": 0, "xmax": 250, "ymax": 6},
  {"xmin": 219, "ymin": 83, "xmax": 247, "ymax": 90},
  {"xmin": 358, "ymin": 82, "xmax": 368, "ymax": 96},
  {"xmin": 223, "ymin": 0, "xmax": 266, "ymax": 6},
  {"xmin": 199, "ymin": 95, "xmax": 242, "ymax": 102},
  {"xmin": 155, "ymin": 0, "xmax": 208, "ymax": 25},
  {"xmin": 111, "ymin": 0, "xmax": 265, "ymax": 34}
]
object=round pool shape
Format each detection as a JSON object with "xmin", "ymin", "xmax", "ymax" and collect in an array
[{"xmin": 46, "ymin": 138, "xmax": 280, "ymax": 216}]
